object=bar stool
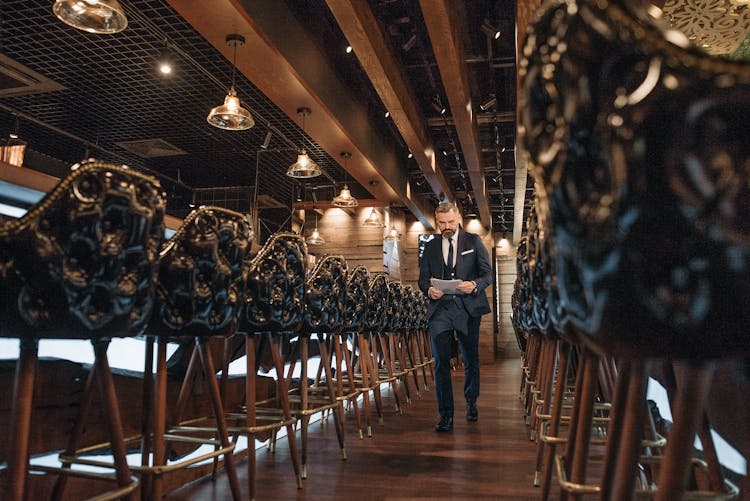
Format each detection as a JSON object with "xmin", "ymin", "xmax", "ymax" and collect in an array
[
  {"xmin": 283, "ymin": 254, "xmax": 347, "ymax": 478},
  {"xmin": 142, "ymin": 205, "xmax": 248, "ymax": 499},
  {"xmin": 329, "ymin": 265, "xmax": 372, "ymax": 438},
  {"xmin": 0, "ymin": 160, "xmax": 165, "ymax": 501},
  {"xmin": 358, "ymin": 271, "xmax": 390, "ymax": 430},
  {"xmin": 230, "ymin": 232, "xmax": 306, "ymax": 499},
  {"xmin": 336, "ymin": 265, "xmax": 369, "ymax": 438}
]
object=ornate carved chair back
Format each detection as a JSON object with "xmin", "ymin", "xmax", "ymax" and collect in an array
[
  {"xmin": 385, "ymin": 280, "xmax": 404, "ymax": 333},
  {"xmin": 0, "ymin": 160, "xmax": 165, "ymax": 501},
  {"xmin": 0, "ymin": 160, "xmax": 165, "ymax": 339},
  {"xmin": 342, "ymin": 265, "xmax": 370, "ymax": 334},
  {"xmin": 363, "ymin": 272, "xmax": 389, "ymax": 333},
  {"xmin": 152, "ymin": 206, "xmax": 252, "ymax": 338},
  {"xmin": 301, "ymin": 254, "xmax": 347, "ymax": 335},
  {"xmin": 242, "ymin": 232, "xmax": 307, "ymax": 334}
]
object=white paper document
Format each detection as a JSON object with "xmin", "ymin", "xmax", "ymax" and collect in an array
[{"xmin": 430, "ymin": 278, "xmax": 465, "ymax": 295}]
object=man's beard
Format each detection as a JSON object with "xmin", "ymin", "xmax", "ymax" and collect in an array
[{"xmin": 441, "ymin": 229, "xmax": 455, "ymax": 239}]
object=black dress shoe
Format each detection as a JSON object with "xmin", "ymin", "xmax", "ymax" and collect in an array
[
  {"xmin": 435, "ymin": 415, "xmax": 453, "ymax": 432},
  {"xmin": 466, "ymin": 403, "xmax": 478, "ymax": 422}
]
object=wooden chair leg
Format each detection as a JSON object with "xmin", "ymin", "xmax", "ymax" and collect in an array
[
  {"xmin": 194, "ymin": 339, "xmax": 242, "ymax": 500},
  {"xmin": 92, "ymin": 339, "xmax": 136, "ymax": 501},
  {"xmin": 609, "ymin": 358, "xmax": 648, "ymax": 501},
  {"xmin": 317, "ymin": 333, "xmax": 347, "ymax": 459},
  {"xmin": 299, "ymin": 335, "xmax": 310, "ymax": 479},
  {"xmin": 269, "ymin": 333, "xmax": 303, "ymax": 489},
  {"xmin": 655, "ymin": 362, "xmax": 715, "ymax": 501},
  {"xmin": 336, "ymin": 334, "xmax": 363, "ymax": 439},
  {"xmin": 367, "ymin": 333, "xmax": 384, "ymax": 424},
  {"xmin": 534, "ymin": 338, "xmax": 558, "ymax": 484},
  {"xmin": 6, "ymin": 338, "xmax": 38, "ymax": 501},
  {"xmin": 148, "ymin": 337, "xmax": 170, "ymax": 500},
  {"xmin": 540, "ymin": 340, "xmax": 571, "ymax": 500},
  {"xmin": 140, "ymin": 336, "xmax": 155, "ymax": 496},
  {"xmin": 50, "ymin": 352, "xmax": 99, "ymax": 501},
  {"xmin": 356, "ymin": 333, "xmax": 374, "ymax": 436},
  {"xmin": 599, "ymin": 358, "xmax": 631, "ymax": 500},
  {"xmin": 245, "ymin": 334, "xmax": 258, "ymax": 500},
  {"xmin": 559, "ymin": 348, "xmax": 596, "ymax": 501}
]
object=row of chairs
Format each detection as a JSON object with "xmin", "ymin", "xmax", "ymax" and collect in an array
[
  {"xmin": 0, "ymin": 159, "xmax": 433, "ymax": 500},
  {"xmin": 515, "ymin": 0, "xmax": 750, "ymax": 497}
]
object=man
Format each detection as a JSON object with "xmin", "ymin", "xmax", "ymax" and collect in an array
[{"xmin": 418, "ymin": 202, "xmax": 493, "ymax": 432}]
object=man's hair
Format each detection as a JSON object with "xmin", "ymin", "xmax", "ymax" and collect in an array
[{"xmin": 435, "ymin": 201, "xmax": 460, "ymax": 216}]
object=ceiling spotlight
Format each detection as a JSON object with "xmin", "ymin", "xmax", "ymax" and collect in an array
[
  {"xmin": 384, "ymin": 111, "xmax": 390, "ymax": 118},
  {"xmin": 481, "ymin": 19, "xmax": 501, "ymax": 40},
  {"xmin": 402, "ymin": 33, "xmax": 417, "ymax": 52},
  {"xmin": 346, "ymin": 45, "xmax": 353, "ymax": 53},
  {"xmin": 53, "ymin": 0, "xmax": 128, "ymax": 34},
  {"xmin": 156, "ymin": 41, "xmax": 174, "ymax": 76},
  {"xmin": 207, "ymin": 34, "xmax": 255, "ymax": 131},
  {"xmin": 407, "ymin": 152, "xmax": 413, "ymax": 159},
  {"xmin": 286, "ymin": 107, "xmax": 322, "ymax": 178},
  {"xmin": 260, "ymin": 129, "xmax": 272, "ymax": 149},
  {"xmin": 432, "ymin": 97, "xmax": 447, "ymax": 116},
  {"xmin": 479, "ymin": 96, "xmax": 496, "ymax": 111}
]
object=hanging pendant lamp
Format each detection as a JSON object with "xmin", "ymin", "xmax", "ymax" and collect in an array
[
  {"xmin": 332, "ymin": 152, "xmax": 358, "ymax": 207},
  {"xmin": 286, "ymin": 107, "xmax": 321, "ymax": 178},
  {"xmin": 362, "ymin": 207, "xmax": 383, "ymax": 227},
  {"xmin": 53, "ymin": 0, "xmax": 128, "ymax": 34},
  {"xmin": 306, "ymin": 210, "xmax": 325, "ymax": 245},
  {"xmin": 207, "ymin": 34, "xmax": 255, "ymax": 131}
]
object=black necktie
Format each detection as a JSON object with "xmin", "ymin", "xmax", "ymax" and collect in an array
[{"xmin": 444, "ymin": 238, "xmax": 454, "ymax": 279}]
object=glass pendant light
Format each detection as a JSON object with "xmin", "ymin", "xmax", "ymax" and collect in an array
[
  {"xmin": 332, "ymin": 152, "xmax": 358, "ymax": 207},
  {"xmin": 286, "ymin": 107, "xmax": 321, "ymax": 178},
  {"xmin": 362, "ymin": 207, "xmax": 383, "ymax": 227},
  {"xmin": 207, "ymin": 34, "xmax": 255, "ymax": 131},
  {"xmin": 53, "ymin": 0, "xmax": 128, "ymax": 34},
  {"xmin": 306, "ymin": 210, "xmax": 325, "ymax": 245}
]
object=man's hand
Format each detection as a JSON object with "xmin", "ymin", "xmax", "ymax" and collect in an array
[
  {"xmin": 456, "ymin": 280, "xmax": 476, "ymax": 294},
  {"xmin": 428, "ymin": 286, "xmax": 444, "ymax": 300}
]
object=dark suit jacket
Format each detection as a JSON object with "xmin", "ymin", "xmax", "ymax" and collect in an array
[{"xmin": 418, "ymin": 228, "xmax": 493, "ymax": 319}]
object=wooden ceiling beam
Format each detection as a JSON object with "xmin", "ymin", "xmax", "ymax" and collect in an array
[
  {"xmin": 167, "ymin": 0, "xmax": 434, "ymax": 229},
  {"xmin": 419, "ymin": 0, "xmax": 492, "ymax": 229},
  {"xmin": 324, "ymin": 0, "xmax": 454, "ymax": 216}
]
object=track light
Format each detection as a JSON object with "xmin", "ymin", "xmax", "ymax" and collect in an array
[
  {"xmin": 481, "ymin": 19, "xmax": 501, "ymax": 40},
  {"xmin": 402, "ymin": 33, "xmax": 417, "ymax": 52},
  {"xmin": 479, "ymin": 96, "xmax": 496, "ymax": 111},
  {"xmin": 260, "ymin": 130, "xmax": 272, "ymax": 149},
  {"xmin": 432, "ymin": 99, "xmax": 447, "ymax": 116},
  {"xmin": 157, "ymin": 41, "xmax": 174, "ymax": 76}
]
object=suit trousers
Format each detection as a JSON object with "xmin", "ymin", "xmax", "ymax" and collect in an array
[{"xmin": 430, "ymin": 299, "xmax": 481, "ymax": 418}]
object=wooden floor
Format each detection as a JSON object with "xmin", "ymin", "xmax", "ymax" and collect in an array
[{"xmin": 167, "ymin": 357, "xmax": 545, "ymax": 500}]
